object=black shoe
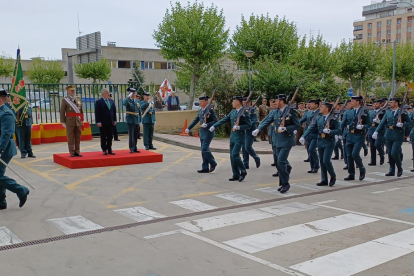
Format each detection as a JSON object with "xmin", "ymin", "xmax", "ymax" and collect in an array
[
  {"xmin": 329, "ymin": 177, "xmax": 336, "ymax": 187},
  {"xmin": 74, "ymin": 153, "xmax": 83, "ymax": 157},
  {"xmin": 364, "ymin": 148, "xmax": 368, "ymax": 156},
  {"xmin": 138, "ymin": 137, "xmax": 141, "ymax": 139},
  {"xmin": 272, "ymin": 172, "xmax": 279, "ymax": 177},
  {"xmin": 108, "ymin": 151, "xmax": 116, "ymax": 155},
  {"xmin": 19, "ymin": 191, "xmax": 29, "ymax": 208},
  {"xmin": 380, "ymin": 156, "xmax": 384, "ymax": 165},
  {"xmin": 368, "ymin": 163, "xmax": 376, "ymax": 166},
  {"xmin": 343, "ymin": 166, "xmax": 348, "ymax": 170},
  {"xmin": 359, "ymin": 171, "xmax": 366, "ymax": 181},
  {"xmin": 277, "ymin": 186, "xmax": 282, "ymax": 191},
  {"xmin": 145, "ymin": 147, "xmax": 149, "ymax": 150},
  {"xmin": 411, "ymin": 169, "xmax": 414, "ymax": 172},
  {"xmin": 279, "ymin": 184, "xmax": 291, "ymax": 194},
  {"xmin": 245, "ymin": 166, "xmax": 249, "ymax": 170},
  {"xmin": 341, "ymin": 155, "xmax": 344, "ymax": 159},
  {"xmin": 271, "ymin": 163, "xmax": 276, "ymax": 167},
  {"xmin": 332, "ymin": 156, "xmax": 339, "ymax": 160},
  {"xmin": 344, "ymin": 175, "xmax": 355, "ymax": 181},
  {"xmin": 130, "ymin": 150, "xmax": 134, "ymax": 153},
  {"xmin": 210, "ymin": 163, "xmax": 217, "ymax": 173},
  {"xmin": 21, "ymin": 156, "xmax": 26, "ymax": 159},
  {"xmin": 229, "ymin": 177, "xmax": 239, "ymax": 181},
  {"xmin": 304, "ymin": 159, "xmax": 310, "ymax": 162},
  {"xmin": 254, "ymin": 139, "xmax": 259, "ymax": 142},
  {"xmin": 149, "ymin": 147, "xmax": 157, "ymax": 150},
  {"xmin": 28, "ymin": 154, "xmax": 36, "ymax": 158},
  {"xmin": 239, "ymin": 172, "xmax": 247, "ymax": 182},
  {"xmin": 356, "ymin": 165, "xmax": 359, "ymax": 169},
  {"xmin": 397, "ymin": 169, "xmax": 403, "ymax": 177},
  {"xmin": 114, "ymin": 139, "xmax": 120, "ymax": 141},
  {"xmin": 308, "ymin": 168, "xmax": 319, "ymax": 173},
  {"xmin": 134, "ymin": 149, "xmax": 141, "ymax": 153},
  {"xmin": 255, "ymin": 158, "xmax": 260, "ymax": 168},
  {"xmin": 287, "ymin": 166, "xmax": 292, "ymax": 174},
  {"xmin": 197, "ymin": 169, "xmax": 210, "ymax": 173},
  {"xmin": 103, "ymin": 151, "xmax": 108, "ymax": 156},
  {"xmin": 385, "ymin": 173, "xmax": 395, "ymax": 176},
  {"xmin": 0, "ymin": 205, "xmax": 6, "ymax": 210},
  {"xmin": 316, "ymin": 181, "xmax": 328, "ymax": 186},
  {"xmin": 70, "ymin": 154, "xmax": 76, "ymax": 157}
]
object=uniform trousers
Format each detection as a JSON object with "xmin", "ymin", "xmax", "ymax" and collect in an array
[
  {"xmin": 66, "ymin": 125, "xmax": 82, "ymax": 154},
  {"xmin": 0, "ymin": 154, "xmax": 29, "ymax": 208}
]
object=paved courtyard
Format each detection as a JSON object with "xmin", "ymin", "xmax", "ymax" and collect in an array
[{"xmin": 1, "ymin": 135, "xmax": 414, "ymax": 276}]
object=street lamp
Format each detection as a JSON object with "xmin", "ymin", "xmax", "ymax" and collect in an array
[{"xmin": 244, "ymin": 50, "xmax": 254, "ymax": 93}]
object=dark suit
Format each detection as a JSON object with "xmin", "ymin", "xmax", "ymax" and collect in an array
[{"xmin": 95, "ymin": 98, "xmax": 117, "ymax": 152}]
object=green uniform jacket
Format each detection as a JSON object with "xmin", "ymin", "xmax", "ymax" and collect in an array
[
  {"xmin": 123, "ymin": 98, "xmax": 141, "ymax": 125},
  {"xmin": 247, "ymin": 107, "xmax": 258, "ymax": 131},
  {"xmin": 259, "ymin": 107, "xmax": 300, "ymax": 148},
  {"xmin": 0, "ymin": 104, "xmax": 18, "ymax": 157},
  {"xmin": 140, "ymin": 101, "xmax": 156, "ymax": 124},
  {"xmin": 375, "ymin": 109, "xmax": 412, "ymax": 142},
  {"xmin": 213, "ymin": 108, "xmax": 251, "ymax": 144},
  {"xmin": 303, "ymin": 115, "xmax": 341, "ymax": 147},
  {"xmin": 16, "ymin": 105, "xmax": 33, "ymax": 127},
  {"xmin": 188, "ymin": 108, "xmax": 218, "ymax": 140},
  {"xmin": 299, "ymin": 109, "xmax": 319, "ymax": 139},
  {"xmin": 340, "ymin": 108, "xmax": 370, "ymax": 143},
  {"xmin": 368, "ymin": 109, "xmax": 386, "ymax": 136}
]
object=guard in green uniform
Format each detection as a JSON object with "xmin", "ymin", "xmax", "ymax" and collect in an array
[
  {"xmin": 333, "ymin": 102, "xmax": 344, "ymax": 160},
  {"xmin": 410, "ymin": 109, "xmax": 414, "ymax": 172},
  {"xmin": 123, "ymin": 88, "xmax": 141, "ymax": 153},
  {"xmin": 242, "ymin": 97, "xmax": 260, "ymax": 169},
  {"xmin": 0, "ymin": 88, "xmax": 29, "ymax": 210},
  {"xmin": 299, "ymin": 99, "xmax": 321, "ymax": 173},
  {"xmin": 140, "ymin": 92, "xmax": 156, "ymax": 150},
  {"xmin": 300, "ymin": 102, "xmax": 341, "ymax": 186},
  {"xmin": 367, "ymin": 99, "xmax": 385, "ymax": 166},
  {"xmin": 186, "ymin": 95, "xmax": 218, "ymax": 173},
  {"xmin": 373, "ymin": 98, "xmax": 412, "ymax": 177},
  {"xmin": 341, "ymin": 96, "xmax": 370, "ymax": 181},
  {"xmin": 210, "ymin": 96, "xmax": 251, "ymax": 182},
  {"xmin": 16, "ymin": 103, "xmax": 35, "ymax": 158},
  {"xmin": 254, "ymin": 94, "xmax": 300, "ymax": 193}
]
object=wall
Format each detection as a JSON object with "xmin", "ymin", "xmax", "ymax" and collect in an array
[{"xmin": 154, "ymin": 110, "xmax": 200, "ymax": 132}]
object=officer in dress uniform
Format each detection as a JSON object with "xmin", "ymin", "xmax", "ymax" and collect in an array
[
  {"xmin": 332, "ymin": 102, "xmax": 344, "ymax": 160},
  {"xmin": 60, "ymin": 85, "xmax": 83, "ymax": 157},
  {"xmin": 410, "ymin": 108, "xmax": 414, "ymax": 172},
  {"xmin": 123, "ymin": 88, "xmax": 141, "ymax": 153},
  {"xmin": 140, "ymin": 92, "xmax": 156, "ymax": 150},
  {"xmin": 341, "ymin": 95, "xmax": 370, "ymax": 181},
  {"xmin": 253, "ymin": 94, "xmax": 300, "ymax": 193},
  {"xmin": 300, "ymin": 102, "xmax": 340, "ymax": 186},
  {"xmin": 299, "ymin": 99, "xmax": 321, "ymax": 173},
  {"xmin": 16, "ymin": 103, "xmax": 35, "ymax": 158},
  {"xmin": 373, "ymin": 98, "xmax": 412, "ymax": 177},
  {"xmin": 210, "ymin": 96, "xmax": 251, "ymax": 182},
  {"xmin": 367, "ymin": 99, "xmax": 386, "ymax": 166},
  {"xmin": 242, "ymin": 97, "xmax": 260, "ymax": 169},
  {"xmin": 4, "ymin": 92, "xmax": 18, "ymax": 147},
  {"xmin": 186, "ymin": 95, "xmax": 218, "ymax": 173},
  {"xmin": 258, "ymin": 99, "xmax": 268, "ymax": 141},
  {"xmin": 0, "ymin": 88, "xmax": 29, "ymax": 210}
]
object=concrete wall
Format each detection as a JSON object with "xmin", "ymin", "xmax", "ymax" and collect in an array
[{"xmin": 154, "ymin": 110, "xmax": 200, "ymax": 132}]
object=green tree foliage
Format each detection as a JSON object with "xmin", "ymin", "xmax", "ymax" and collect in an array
[
  {"xmin": 174, "ymin": 67, "xmax": 192, "ymax": 96},
  {"xmin": 74, "ymin": 57, "xmax": 111, "ymax": 84},
  {"xmin": 300, "ymin": 77, "xmax": 349, "ymax": 102},
  {"xmin": 27, "ymin": 58, "xmax": 65, "ymax": 90},
  {"xmin": 333, "ymin": 41, "xmax": 382, "ymax": 93},
  {"xmin": 153, "ymin": 1, "xmax": 229, "ymax": 109},
  {"xmin": 230, "ymin": 14, "xmax": 299, "ymax": 66},
  {"xmin": 0, "ymin": 54, "xmax": 14, "ymax": 77},
  {"xmin": 131, "ymin": 61, "xmax": 145, "ymax": 93},
  {"xmin": 380, "ymin": 42, "xmax": 414, "ymax": 87}
]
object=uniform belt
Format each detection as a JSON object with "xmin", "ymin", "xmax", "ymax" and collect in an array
[
  {"xmin": 67, "ymin": 113, "xmax": 84, "ymax": 121},
  {"xmin": 126, "ymin": 111, "xmax": 140, "ymax": 116},
  {"xmin": 389, "ymin": 126, "xmax": 394, "ymax": 129}
]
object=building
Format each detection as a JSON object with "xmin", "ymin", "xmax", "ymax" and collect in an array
[{"xmin": 353, "ymin": 0, "xmax": 414, "ymax": 43}]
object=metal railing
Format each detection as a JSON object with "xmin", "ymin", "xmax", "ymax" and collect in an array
[{"xmin": 0, "ymin": 83, "xmax": 132, "ymax": 125}]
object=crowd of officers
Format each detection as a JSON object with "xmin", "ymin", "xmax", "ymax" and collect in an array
[{"xmin": 187, "ymin": 93, "xmax": 414, "ymax": 195}]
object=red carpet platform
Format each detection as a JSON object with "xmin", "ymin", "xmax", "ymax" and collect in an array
[{"xmin": 53, "ymin": 150, "xmax": 163, "ymax": 169}]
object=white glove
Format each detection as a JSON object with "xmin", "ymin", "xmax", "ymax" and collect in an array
[
  {"xmin": 278, "ymin": 127, "xmax": 286, "ymax": 132},
  {"xmin": 62, "ymin": 123, "xmax": 66, "ymax": 128},
  {"xmin": 338, "ymin": 135, "xmax": 343, "ymax": 140},
  {"xmin": 151, "ymin": 101, "xmax": 154, "ymax": 105},
  {"xmin": 396, "ymin": 122, "xmax": 403, "ymax": 128},
  {"xmin": 201, "ymin": 123, "xmax": 207, "ymax": 128},
  {"xmin": 252, "ymin": 129, "xmax": 260, "ymax": 136},
  {"xmin": 209, "ymin": 126, "xmax": 215, "ymax": 132},
  {"xmin": 335, "ymin": 135, "xmax": 339, "ymax": 143},
  {"xmin": 185, "ymin": 129, "xmax": 190, "ymax": 134},
  {"xmin": 372, "ymin": 132, "xmax": 378, "ymax": 139},
  {"xmin": 294, "ymin": 130, "xmax": 297, "ymax": 135},
  {"xmin": 323, "ymin": 128, "xmax": 331, "ymax": 134},
  {"xmin": 154, "ymin": 121, "xmax": 156, "ymax": 125},
  {"xmin": 356, "ymin": 124, "xmax": 364, "ymax": 130},
  {"xmin": 373, "ymin": 118, "xmax": 380, "ymax": 123},
  {"xmin": 233, "ymin": 125, "xmax": 240, "ymax": 131},
  {"xmin": 299, "ymin": 137, "xmax": 305, "ymax": 145},
  {"xmin": 128, "ymin": 92, "xmax": 133, "ymax": 98}
]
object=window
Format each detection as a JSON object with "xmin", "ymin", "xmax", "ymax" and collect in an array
[
  {"xmin": 354, "ymin": 25, "xmax": 363, "ymax": 31},
  {"xmin": 167, "ymin": 62, "xmax": 175, "ymax": 70},
  {"xmin": 409, "ymin": 17, "xmax": 413, "ymax": 23},
  {"xmin": 110, "ymin": 61, "xmax": 117, "ymax": 68},
  {"xmin": 368, "ymin": 33, "xmax": 372, "ymax": 38},
  {"xmin": 397, "ymin": 28, "xmax": 402, "ymax": 34},
  {"xmin": 396, "ymin": 37, "xmax": 401, "ymax": 42},
  {"xmin": 387, "ymin": 20, "xmax": 392, "ymax": 26},
  {"xmin": 153, "ymin": 62, "xmax": 168, "ymax": 69},
  {"xmin": 368, "ymin": 23, "xmax": 372, "ymax": 29},
  {"xmin": 143, "ymin": 61, "xmax": 153, "ymax": 70},
  {"xmin": 117, "ymin": 60, "xmax": 131, "ymax": 69},
  {"xmin": 377, "ymin": 21, "xmax": 382, "ymax": 27},
  {"xmin": 386, "ymin": 38, "xmax": 392, "ymax": 43},
  {"xmin": 377, "ymin": 31, "xmax": 382, "ymax": 37},
  {"xmin": 397, "ymin": 18, "xmax": 402, "ymax": 25},
  {"xmin": 387, "ymin": 30, "xmax": 391, "ymax": 35},
  {"xmin": 408, "ymin": 8, "xmax": 412, "ymax": 13},
  {"xmin": 354, "ymin": 34, "xmax": 363, "ymax": 40},
  {"xmin": 409, "ymin": 26, "xmax": 412, "ymax": 33}
]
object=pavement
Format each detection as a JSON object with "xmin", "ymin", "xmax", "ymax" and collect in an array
[{"xmin": 1, "ymin": 135, "xmax": 414, "ymax": 276}]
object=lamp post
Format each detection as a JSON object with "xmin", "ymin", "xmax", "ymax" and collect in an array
[{"xmin": 244, "ymin": 50, "xmax": 254, "ymax": 93}]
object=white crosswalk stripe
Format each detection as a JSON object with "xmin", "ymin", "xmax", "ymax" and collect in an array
[
  {"xmin": 170, "ymin": 199, "xmax": 217, "ymax": 212},
  {"xmin": 291, "ymin": 228, "xmax": 414, "ymax": 276},
  {"xmin": 114, "ymin": 206, "xmax": 166, "ymax": 222},
  {"xmin": 47, "ymin": 216, "xmax": 103, "ymax": 235},
  {"xmin": 223, "ymin": 214, "xmax": 378, "ymax": 253},
  {"xmin": 215, "ymin": 193, "xmax": 259, "ymax": 204},
  {"xmin": 176, "ymin": 202, "xmax": 317, "ymax": 233},
  {"xmin": 0, "ymin": 226, "xmax": 23, "ymax": 246},
  {"xmin": 255, "ymin": 187, "xmax": 299, "ymax": 197}
]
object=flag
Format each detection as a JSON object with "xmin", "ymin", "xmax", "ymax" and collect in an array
[
  {"xmin": 158, "ymin": 78, "xmax": 172, "ymax": 98},
  {"xmin": 10, "ymin": 49, "xmax": 28, "ymax": 126}
]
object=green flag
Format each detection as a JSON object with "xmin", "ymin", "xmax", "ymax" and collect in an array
[{"xmin": 10, "ymin": 49, "xmax": 28, "ymax": 126}]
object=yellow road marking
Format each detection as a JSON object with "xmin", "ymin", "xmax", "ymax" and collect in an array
[
  {"xmin": 24, "ymin": 156, "xmax": 53, "ymax": 164},
  {"xmin": 11, "ymin": 159, "xmax": 62, "ymax": 184},
  {"xmin": 34, "ymin": 143, "xmax": 65, "ymax": 153},
  {"xmin": 181, "ymin": 191, "xmax": 220, "ymax": 198},
  {"xmin": 44, "ymin": 167, "xmax": 64, "ymax": 174},
  {"xmin": 66, "ymin": 166, "xmax": 121, "ymax": 190},
  {"xmin": 106, "ymin": 201, "xmax": 147, "ymax": 209}
]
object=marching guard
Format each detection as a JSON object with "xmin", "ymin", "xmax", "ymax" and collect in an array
[
  {"xmin": 367, "ymin": 99, "xmax": 386, "ymax": 166},
  {"xmin": 242, "ymin": 97, "xmax": 260, "ymax": 169},
  {"xmin": 123, "ymin": 88, "xmax": 141, "ymax": 153}
]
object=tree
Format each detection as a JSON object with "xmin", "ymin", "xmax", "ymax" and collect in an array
[
  {"xmin": 230, "ymin": 14, "xmax": 299, "ymax": 66},
  {"xmin": 153, "ymin": 1, "xmax": 229, "ymax": 109},
  {"xmin": 300, "ymin": 77, "xmax": 349, "ymax": 102},
  {"xmin": 74, "ymin": 57, "xmax": 111, "ymax": 84},
  {"xmin": 333, "ymin": 41, "xmax": 382, "ymax": 94},
  {"xmin": 0, "ymin": 54, "xmax": 15, "ymax": 78},
  {"xmin": 27, "ymin": 58, "xmax": 65, "ymax": 85},
  {"xmin": 131, "ymin": 61, "xmax": 145, "ymax": 93},
  {"xmin": 174, "ymin": 67, "xmax": 192, "ymax": 96}
]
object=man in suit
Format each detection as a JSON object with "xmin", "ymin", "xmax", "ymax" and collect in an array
[
  {"xmin": 186, "ymin": 95, "xmax": 218, "ymax": 173},
  {"xmin": 95, "ymin": 88, "xmax": 117, "ymax": 155},
  {"xmin": 0, "ymin": 88, "xmax": 29, "ymax": 210},
  {"xmin": 140, "ymin": 92, "xmax": 156, "ymax": 150},
  {"xmin": 373, "ymin": 98, "xmax": 412, "ymax": 177},
  {"xmin": 60, "ymin": 85, "xmax": 84, "ymax": 157},
  {"xmin": 123, "ymin": 88, "xmax": 141, "ymax": 153},
  {"xmin": 16, "ymin": 103, "xmax": 35, "ymax": 158},
  {"xmin": 210, "ymin": 96, "xmax": 251, "ymax": 182},
  {"xmin": 367, "ymin": 99, "xmax": 386, "ymax": 166},
  {"xmin": 242, "ymin": 97, "xmax": 260, "ymax": 169},
  {"xmin": 253, "ymin": 94, "xmax": 300, "ymax": 193}
]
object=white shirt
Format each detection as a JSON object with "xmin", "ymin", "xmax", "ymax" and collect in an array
[
  {"xmin": 236, "ymin": 107, "xmax": 243, "ymax": 113},
  {"xmin": 279, "ymin": 106, "xmax": 286, "ymax": 113}
]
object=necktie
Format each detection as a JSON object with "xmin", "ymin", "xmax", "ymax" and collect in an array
[{"xmin": 106, "ymin": 99, "xmax": 110, "ymax": 110}]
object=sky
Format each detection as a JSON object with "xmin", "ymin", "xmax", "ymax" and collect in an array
[{"xmin": 3, "ymin": 0, "xmax": 373, "ymax": 60}]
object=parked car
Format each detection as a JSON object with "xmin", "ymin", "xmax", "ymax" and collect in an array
[
  {"xmin": 180, "ymin": 105, "xmax": 187, "ymax": 110},
  {"xmin": 192, "ymin": 101, "xmax": 200, "ymax": 110},
  {"xmin": 31, "ymin": 99, "xmax": 51, "ymax": 109}
]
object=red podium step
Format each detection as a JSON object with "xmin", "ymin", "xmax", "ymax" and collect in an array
[{"xmin": 53, "ymin": 150, "xmax": 163, "ymax": 169}]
